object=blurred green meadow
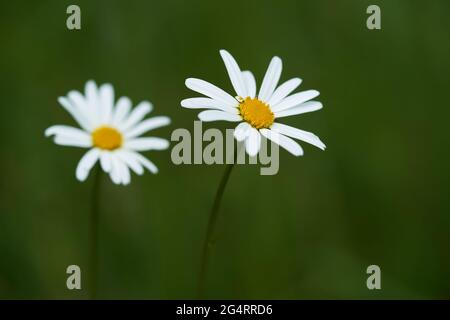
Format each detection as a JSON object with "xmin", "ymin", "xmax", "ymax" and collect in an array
[{"xmin": 0, "ymin": 0, "xmax": 449, "ymax": 299}]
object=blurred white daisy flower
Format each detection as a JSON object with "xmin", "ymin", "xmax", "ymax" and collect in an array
[
  {"xmin": 182, "ymin": 49, "xmax": 326, "ymax": 157},
  {"xmin": 45, "ymin": 81, "xmax": 171, "ymax": 185}
]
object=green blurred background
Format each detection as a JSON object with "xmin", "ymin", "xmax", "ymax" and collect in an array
[{"xmin": 1, "ymin": 0, "xmax": 449, "ymax": 299}]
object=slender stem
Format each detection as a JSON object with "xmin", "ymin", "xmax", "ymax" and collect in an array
[
  {"xmin": 198, "ymin": 162, "xmax": 235, "ymax": 299},
  {"xmin": 89, "ymin": 167, "xmax": 102, "ymax": 300}
]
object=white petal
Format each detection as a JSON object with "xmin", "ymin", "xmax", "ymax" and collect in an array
[
  {"xmin": 119, "ymin": 101, "xmax": 153, "ymax": 131},
  {"xmin": 185, "ymin": 78, "xmax": 237, "ymax": 107},
  {"xmin": 45, "ymin": 125, "xmax": 92, "ymax": 148},
  {"xmin": 268, "ymin": 78, "xmax": 302, "ymax": 107},
  {"xmin": 245, "ymin": 127, "xmax": 261, "ymax": 157},
  {"xmin": 76, "ymin": 148, "xmax": 100, "ymax": 181},
  {"xmin": 270, "ymin": 123, "xmax": 326, "ymax": 150},
  {"xmin": 84, "ymin": 80, "xmax": 98, "ymax": 101},
  {"xmin": 260, "ymin": 129, "xmax": 304, "ymax": 156},
  {"xmin": 132, "ymin": 152, "xmax": 159, "ymax": 174},
  {"xmin": 271, "ymin": 90, "xmax": 320, "ymax": 112},
  {"xmin": 115, "ymin": 156, "xmax": 131, "ymax": 185},
  {"xmin": 84, "ymin": 80, "xmax": 98, "ymax": 100},
  {"xmin": 45, "ymin": 125, "xmax": 90, "ymax": 141},
  {"xmin": 100, "ymin": 151, "xmax": 112, "ymax": 172},
  {"xmin": 122, "ymin": 164, "xmax": 131, "ymax": 185},
  {"xmin": 125, "ymin": 137, "xmax": 170, "ymax": 151},
  {"xmin": 258, "ymin": 56, "xmax": 282, "ymax": 102},
  {"xmin": 67, "ymin": 91, "xmax": 86, "ymax": 109},
  {"xmin": 115, "ymin": 150, "xmax": 144, "ymax": 175},
  {"xmin": 109, "ymin": 156, "xmax": 122, "ymax": 185},
  {"xmin": 68, "ymin": 90, "xmax": 97, "ymax": 128},
  {"xmin": 242, "ymin": 71, "xmax": 256, "ymax": 99},
  {"xmin": 84, "ymin": 80, "xmax": 101, "ymax": 120},
  {"xmin": 99, "ymin": 83, "xmax": 114, "ymax": 124},
  {"xmin": 198, "ymin": 110, "xmax": 242, "ymax": 122},
  {"xmin": 53, "ymin": 136, "xmax": 92, "ymax": 148},
  {"xmin": 219, "ymin": 49, "xmax": 247, "ymax": 98},
  {"xmin": 124, "ymin": 116, "xmax": 171, "ymax": 139},
  {"xmin": 274, "ymin": 101, "xmax": 323, "ymax": 118},
  {"xmin": 181, "ymin": 98, "xmax": 238, "ymax": 114},
  {"xmin": 57, "ymin": 97, "xmax": 93, "ymax": 131},
  {"xmin": 233, "ymin": 122, "xmax": 251, "ymax": 142},
  {"xmin": 111, "ymin": 96, "xmax": 132, "ymax": 126}
]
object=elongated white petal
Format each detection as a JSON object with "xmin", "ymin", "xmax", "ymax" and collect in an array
[
  {"xmin": 109, "ymin": 156, "xmax": 122, "ymax": 184},
  {"xmin": 111, "ymin": 96, "xmax": 132, "ymax": 126},
  {"xmin": 132, "ymin": 151, "xmax": 159, "ymax": 174},
  {"xmin": 99, "ymin": 83, "xmax": 114, "ymax": 124},
  {"xmin": 219, "ymin": 49, "xmax": 247, "ymax": 98},
  {"xmin": 198, "ymin": 110, "xmax": 242, "ymax": 122},
  {"xmin": 100, "ymin": 151, "xmax": 112, "ymax": 172},
  {"xmin": 125, "ymin": 137, "xmax": 169, "ymax": 151},
  {"xmin": 45, "ymin": 125, "xmax": 90, "ymax": 140},
  {"xmin": 185, "ymin": 78, "xmax": 238, "ymax": 107},
  {"xmin": 115, "ymin": 150, "xmax": 144, "ymax": 175},
  {"xmin": 119, "ymin": 101, "xmax": 153, "ymax": 131},
  {"xmin": 124, "ymin": 116, "xmax": 171, "ymax": 138},
  {"xmin": 68, "ymin": 90, "xmax": 97, "ymax": 128},
  {"xmin": 181, "ymin": 98, "xmax": 238, "ymax": 114},
  {"xmin": 260, "ymin": 129, "xmax": 303, "ymax": 156},
  {"xmin": 53, "ymin": 136, "xmax": 92, "ymax": 148},
  {"xmin": 115, "ymin": 156, "xmax": 130, "ymax": 185},
  {"xmin": 45, "ymin": 125, "xmax": 92, "ymax": 147},
  {"xmin": 85, "ymin": 80, "xmax": 100, "ymax": 123},
  {"xmin": 122, "ymin": 163, "xmax": 131, "ymax": 185},
  {"xmin": 258, "ymin": 56, "xmax": 282, "ymax": 102},
  {"xmin": 57, "ymin": 97, "xmax": 93, "ymax": 131},
  {"xmin": 233, "ymin": 122, "xmax": 251, "ymax": 141},
  {"xmin": 76, "ymin": 148, "xmax": 100, "ymax": 181},
  {"xmin": 274, "ymin": 101, "xmax": 323, "ymax": 118},
  {"xmin": 245, "ymin": 127, "xmax": 261, "ymax": 157},
  {"xmin": 268, "ymin": 78, "xmax": 302, "ymax": 107},
  {"xmin": 272, "ymin": 90, "xmax": 320, "ymax": 112},
  {"xmin": 67, "ymin": 90, "xmax": 87, "ymax": 111},
  {"xmin": 271, "ymin": 123, "xmax": 326, "ymax": 150},
  {"xmin": 242, "ymin": 71, "xmax": 256, "ymax": 99},
  {"xmin": 84, "ymin": 80, "xmax": 98, "ymax": 99}
]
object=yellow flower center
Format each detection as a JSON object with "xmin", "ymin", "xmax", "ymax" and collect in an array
[
  {"xmin": 92, "ymin": 126, "xmax": 123, "ymax": 150},
  {"xmin": 239, "ymin": 97, "xmax": 274, "ymax": 129}
]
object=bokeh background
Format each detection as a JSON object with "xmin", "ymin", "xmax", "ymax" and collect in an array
[{"xmin": 1, "ymin": 0, "xmax": 449, "ymax": 299}]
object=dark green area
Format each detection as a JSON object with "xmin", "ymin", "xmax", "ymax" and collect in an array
[{"xmin": 0, "ymin": 0, "xmax": 449, "ymax": 299}]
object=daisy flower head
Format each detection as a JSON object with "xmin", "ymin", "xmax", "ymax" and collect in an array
[
  {"xmin": 181, "ymin": 49, "xmax": 326, "ymax": 157},
  {"xmin": 45, "ymin": 81, "xmax": 171, "ymax": 185}
]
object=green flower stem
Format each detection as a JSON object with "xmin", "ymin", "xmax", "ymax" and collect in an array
[
  {"xmin": 198, "ymin": 162, "xmax": 236, "ymax": 299},
  {"xmin": 89, "ymin": 167, "xmax": 102, "ymax": 300}
]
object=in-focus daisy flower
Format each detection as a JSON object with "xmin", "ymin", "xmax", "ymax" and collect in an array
[
  {"xmin": 182, "ymin": 49, "xmax": 326, "ymax": 157},
  {"xmin": 45, "ymin": 81, "xmax": 171, "ymax": 185}
]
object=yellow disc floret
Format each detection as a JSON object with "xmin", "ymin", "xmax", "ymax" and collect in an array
[
  {"xmin": 239, "ymin": 97, "xmax": 275, "ymax": 129},
  {"xmin": 92, "ymin": 126, "xmax": 123, "ymax": 150}
]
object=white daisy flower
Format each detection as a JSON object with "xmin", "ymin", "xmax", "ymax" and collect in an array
[
  {"xmin": 181, "ymin": 49, "xmax": 326, "ymax": 157},
  {"xmin": 45, "ymin": 80, "xmax": 171, "ymax": 185}
]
